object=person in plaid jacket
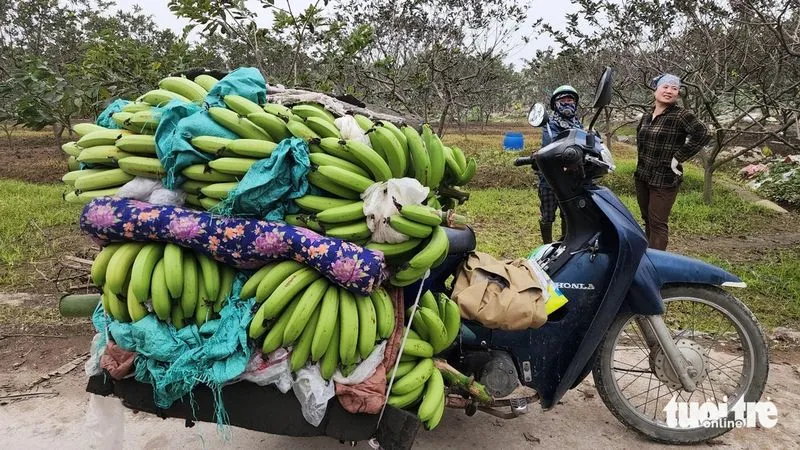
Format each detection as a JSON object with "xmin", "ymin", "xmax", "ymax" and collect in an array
[
  {"xmin": 635, "ymin": 74, "xmax": 710, "ymax": 250},
  {"xmin": 536, "ymin": 85, "xmax": 584, "ymax": 243}
]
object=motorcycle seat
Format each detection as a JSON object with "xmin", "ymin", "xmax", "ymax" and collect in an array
[{"xmin": 444, "ymin": 225, "xmax": 476, "ymax": 255}]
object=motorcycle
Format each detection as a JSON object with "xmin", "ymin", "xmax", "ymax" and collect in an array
[{"xmin": 405, "ymin": 66, "xmax": 769, "ymax": 444}]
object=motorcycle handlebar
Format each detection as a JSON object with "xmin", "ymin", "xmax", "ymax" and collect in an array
[{"xmin": 514, "ymin": 156, "xmax": 535, "ymax": 167}]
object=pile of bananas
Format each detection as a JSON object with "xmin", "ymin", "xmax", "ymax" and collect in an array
[
  {"xmin": 243, "ymin": 259, "xmax": 396, "ymax": 378},
  {"xmin": 91, "ymin": 241, "xmax": 235, "ymax": 328},
  {"xmin": 386, "ymin": 290, "xmax": 461, "ymax": 430}
]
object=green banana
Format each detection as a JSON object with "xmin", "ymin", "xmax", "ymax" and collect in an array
[
  {"xmin": 389, "ymin": 265, "xmax": 429, "ymax": 287},
  {"xmin": 387, "ymin": 360, "xmax": 417, "ymax": 381},
  {"xmin": 73, "ymin": 187, "xmax": 121, "ymax": 204},
  {"xmin": 443, "ymin": 298, "xmax": 461, "ymax": 347},
  {"xmin": 193, "ymin": 74, "xmax": 219, "ymax": 92},
  {"xmin": 262, "ymin": 294, "xmax": 301, "ymax": 354},
  {"xmin": 307, "ymin": 171, "xmax": 361, "ymax": 200},
  {"xmin": 73, "ymin": 123, "xmax": 106, "ymax": 137},
  {"xmin": 215, "ymin": 265, "xmax": 235, "ymax": 312},
  {"xmin": 91, "ymin": 243, "xmax": 123, "ymax": 287},
  {"xmin": 417, "ymin": 368, "xmax": 445, "ymax": 422},
  {"xmin": 184, "ymin": 193, "xmax": 202, "ymax": 208},
  {"xmin": 159, "ymin": 76, "xmax": 207, "ymax": 102},
  {"xmin": 191, "ymin": 136, "xmax": 233, "ymax": 156},
  {"xmin": 451, "ymin": 146, "xmax": 468, "ymax": 172},
  {"xmin": 283, "ymin": 277, "xmax": 330, "ymax": 346},
  {"xmin": 195, "ymin": 253, "xmax": 220, "ymax": 302},
  {"xmin": 74, "ymin": 168, "xmax": 134, "ymax": 191},
  {"xmin": 224, "ymin": 94, "xmax": 263, "ymax": 116},
  {"xmin": 437, "ymin": 292, "xmax": 448, "ymax": 321},
  {"xmin": 150, "ymin": 258, "xmax": 171, "ymax": 320},
  {"xmin": 105, "ymin": 242, "xmax": 145, "ymax": 295},
  {"xmin": 388, "ymin": 215, "xmax": 433, "ymax": 238},
  {"xmin": 126, "ymin": 282, "xmax": 149, "ymax": 322},
  {"xmin": 370, "ymin": 288, "xmax": 395, "ymax": 339},
  {"xmin": 378, "ymin": 121, "xmax": 408, "ymax": 151},
  {"xmin": 387, "ymin": 383, "xmax": 425, "ymax": 409},
  {"xmin": 226, "ymin": 138, "xmax": 278, "ymax": 158},
  {"xmin": 291, "ymin": 103, "xmax": 335, "ymax": 123},
  {"xmin": 315, "ymin": 201, "xmax": 365, "ymax": 224},
  {"xmin": 77, "ymin": 145, "xmax": 134, "ymax": 166},
  {"xmin": 128, "ymin": 110, "xmax": 161, "ymax": 132},
  {"xmin": 129, "ymin": 242, "xmax": 164, "ymax": 301},
  {"xmin": 419, "ymin": 306, "xmax": 449, "ymax": 354},
  {"xmin": 422, "ymin": 124, "xmax": 446, "ymax": 188},
  {"xmin": 263, "ymin": 103, "xmax": 296, "ymax": 120},
  {"xmin": 117, "ymin": 156, "xmax": 166, "ymax": 179},
  {"xmin": 352, "ymin": 114, "xmax": 374, "ymax": 131},
  {"xmin": 285, "ymin": 119, "xmax": 320, "ymax": 141},
  {"xmin": 66, "ymin": 156, "xmax": 79, "ymax": 172},
  {"xmin": 344, "ymin": 140, "xmax": 392, "ymax": 181},
  {"xmin": 324, "ymin": 220, "xmax": 372, "ymax": 241},
  {"xmin": 61, "ymin": 141, "xmax": 82, "ymax": 157},
  {"xmin": 290, "ymin": 305, "xmax": 321, "ymax": 372},
  {"xmin": 295, "ymin": 195, "xmax": 356, "ymax": 213},
  {"xmin": 171, "ymin": 304, "xmax": 185, "ymax": 329},
  {"xmin": 419, "ymin": 290, "xmax": 438, "ymax": 313},
  {"xmin": 116, "ymin": 134, "xmax": 157, "ymax": 155},
  {"xmin": 398, "ymin": 204, "xmax": 442, "ymax": 226},
  {"xmin": 62, "ymin": 169, "xmax": 105, "ymax": 186},
  {"xmin": 200, "ymin": 181, "xmax": 237, "ymax": 200},
  {"xmin": 254, "ymin": 260, "xmax": 305, "ymax": 303},
  {"xmin": 425, "ymin": 391, "xmax": 446, "ymax": 430},
  {"xmin": 240, "ymin": 262, "xmax": 277, "ymax": 301},
  {"xmin": 195, "ymin": 274, "xmax": 213, "ymax": 326},
  {"xmin": 181, "ymin": 164, "xmax": 237, "ymax": 182},
  {"xmin": 77, "ymin": 129, "xmax": 131, "ymax": 148},
  {"xmin": 199, "ymin": 196, "xmax": 220, "ymax": 210},
  {"xmin": 311, "ymin": 285, "xmax": 339, "ymax": 361},
  {"xmin": 208, "ymin": 157, "xmax": 258, "ymax": 176},
  {"xmin": 391, "ymin": 358, "xmax": 434, "ymax": 395},
  {"xmin": 317, "ymin": 137, "xmax": 365, "ymax": 167},
  {"xmin": 259, "ymin": 266, "xmax": 321, "ymax": 320},
  {"xmin": 320, "ymin": 320, "xmax": 340, "ymax": 380},
  {"xmin": 408, "ymin": 226, "xmax": 449, "ymax": 270},
  {"xmin": 456, "ymin": 157, "xmax": 477, "ymax": 185},
  {"xmin": 247, "ymin": 112, "xmax": 291, "ymax": 142},
  {"xmin": 365, "ymin": 239, "xmax": 422, "ymax": 257},
  {"xmin": 401, "ymin": 338, "xmax": 434, "ymax": 358},
  {"xmin": 309, "ymin": 152, "xmax": 371, "ymax": 178},
  {"xmin": 284, "ymin": 214, "xmax": 325, "ymax": 232},
  {"xmin": 338, "ymin": 289, "xmax": 359, "ymax": 365},
  {"xmin": 112, "ymin": 112, "xmax": 133, "ymax": 129},
  {"xmin": 369, "ymin": 126, "xmax": 407, "ymax": 178},
  {"xmin": 316, "ymin": 165, "xmax": 374, "ymax": 193},
  {"xmin": 356, "ymin": 294, "xmax": 378, "ymax": 359},
  {"xmin": 180, "ymin": 252, "xmax": 198, "ymax": 317},
  {"xmin": 208, "ymin": 107, "xmax": 271, "ymax": 140},
  {"xmin": 305, "ymin": 116, "xmax": 342, "ymax": 139},
  {"xmin": 402, "ymin": 125, "xmax": 431, "ymax": 186},
  {"xmin": 104, "ymin": 289, "xmax": 130, "ymax": 322},
  {"xmin": 163, "ymin": 243, "xmax": 184, "ymax": 299},
  {"xmin": 121, "ymin": 102, "xmax": 152, "ymax": 113}
]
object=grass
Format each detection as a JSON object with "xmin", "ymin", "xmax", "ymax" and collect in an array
[{"xmin": 0, "ymin": 179, "xmax": 83, "ymax": 285}]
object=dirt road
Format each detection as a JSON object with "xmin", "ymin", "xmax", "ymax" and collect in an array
[{"xmin": 1, "ymin": 352, "xmax": 798, "ymax": 450}]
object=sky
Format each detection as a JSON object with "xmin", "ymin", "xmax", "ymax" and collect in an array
[{"xmin": 113, "ymin": 0, "xmax": 576, "ymax": 69}]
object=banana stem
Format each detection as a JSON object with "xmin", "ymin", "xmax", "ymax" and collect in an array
[
  {"xmin": 438, "ymin": 186, "xmax": 470, "ymax": 203},
  {"xmin": 433, "ymin": 358, "xmax": 493, "ymax": 404}
]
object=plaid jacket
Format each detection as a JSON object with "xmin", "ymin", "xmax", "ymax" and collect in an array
[{"xmin": 635, "ymin": 104, "xmax": 710, "ymax": 188}]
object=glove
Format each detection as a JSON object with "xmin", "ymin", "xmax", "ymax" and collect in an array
[{"xmin": 671, "ymin": 157, "xmax": 683, "ymax": 176}]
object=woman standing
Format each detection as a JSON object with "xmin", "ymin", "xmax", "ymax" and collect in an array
[{"xmin": 635, "ymin": 74, "xmax": 709, "ymax": 250}]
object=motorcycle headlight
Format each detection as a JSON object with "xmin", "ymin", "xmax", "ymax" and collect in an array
[{"xmin": 600, "ymin": 144, "xmax": 616, "ymax": 172}]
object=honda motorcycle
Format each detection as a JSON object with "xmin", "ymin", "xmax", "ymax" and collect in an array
[{"xmin": 407, "ymin": 66, "xmax": 769, "ymax": 444}]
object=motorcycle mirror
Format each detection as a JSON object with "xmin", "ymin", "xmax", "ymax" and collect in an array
[
  {"xmin": 528, "ymin": 103, "xmax": 548, "ymax": 128},
  {"xmin": 592, "ymin": 66, "xmax": 614, "ymax": 109}
]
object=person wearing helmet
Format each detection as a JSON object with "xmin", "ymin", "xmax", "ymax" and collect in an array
[{"xmin": 535, "ymin": 85, "xmax": 583, "ymax": 243}]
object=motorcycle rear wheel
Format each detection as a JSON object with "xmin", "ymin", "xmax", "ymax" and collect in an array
[{"xmin": 593, "ymin": 284, "xmax": 769, "ymax": 444}]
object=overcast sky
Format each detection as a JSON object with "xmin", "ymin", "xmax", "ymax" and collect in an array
[{"xmin": 113, "ymin": 0, "xmax": 576, "ymax": 69}]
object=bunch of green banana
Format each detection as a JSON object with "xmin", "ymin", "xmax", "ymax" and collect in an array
[
  {"xmin": 90, "ymin": 241, "xmax": 236, "ymax": 327},
  {"xmin": 246, "ymin": 262, "xmax": 395, "ymax": 376}
]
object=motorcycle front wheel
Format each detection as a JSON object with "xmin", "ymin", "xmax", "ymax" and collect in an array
[{"xmin": 592, "ymin": 284, "xmax": 769, "ymax": 444}]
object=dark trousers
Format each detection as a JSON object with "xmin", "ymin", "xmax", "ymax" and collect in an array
[{"xmin": 635, "ymin": 179, "xmax": 679, "ymax": 250}]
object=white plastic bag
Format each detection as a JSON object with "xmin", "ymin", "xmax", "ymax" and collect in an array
[
  {"xmin": 334, "ymin": 115, "xmax": 371, "ymax": 146},
  {"xmin": 148, "ymin": 187, "xmax": 186, "ymax": 206},
  {"xmin": 292, "ymin": 364, "xmax": 336, "ymax": 427},
  {"xmin": 84, "ymin": 333, "xmax": 105, "ymax": 377},
  {"xmin": 332, "ymin": 341, "xmax": 386, "ymax": 385},
  {"xmin": 85, "ymin": 394, "xmax": 124, "ymax": 449},
  {"xmin": 237, "ymin": 349, "xmax": 293, "ymax": 393},
  {"xmin": 116, "ymin": 177, "xmax": 161, "ymax": 201},
  {"xmin": 362, "ymin": 178, "xmax": 430, "ymax": 243}
]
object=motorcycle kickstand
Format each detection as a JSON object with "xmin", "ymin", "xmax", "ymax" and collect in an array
[{"xmin": 645, "ymin": 315, "xmax": 698, "ymax": 392}]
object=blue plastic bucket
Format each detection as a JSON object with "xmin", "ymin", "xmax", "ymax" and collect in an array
[{"xmin": 503, "ymin": 132, "xmax": 524, "ymax": 151}]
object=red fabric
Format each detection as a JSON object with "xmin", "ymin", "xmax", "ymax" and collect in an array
[
  {"xmin": 335, "ymin": 288, "xmax": 405, "ymax": 414},
  {"xmin": 100, "ymin": 341, "xmax": 136, "ymax": 380}
]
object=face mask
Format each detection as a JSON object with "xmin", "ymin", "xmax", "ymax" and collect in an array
[{"xmin": 555, "ymin": 101, "xmax": 577, "ymax": 118}]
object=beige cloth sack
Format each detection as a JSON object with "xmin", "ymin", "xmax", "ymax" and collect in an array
[{"xmin": 451, "ymin": 251, "xmax": 547, "ymax": 330}]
